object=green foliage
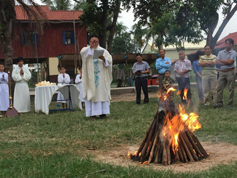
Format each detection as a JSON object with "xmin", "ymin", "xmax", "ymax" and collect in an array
[
  {"xmin": 112, "ymin": 22, "xmax": 140, "ymax": 54},
  {"xmin": 78, "ymin": 1, "xmax": 103, "ymax": 35},
  {"xmin": 41, "ymin": 0, "xmax": 72, "ymax": 10},
  {"xmin": 112, "ymin": 32, "xmax": 140, "ymax": 54},
  {"xmin": 129, "ymin": 0, "xmax": 237, "ymax": 48}
]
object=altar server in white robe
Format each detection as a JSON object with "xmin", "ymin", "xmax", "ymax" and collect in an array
[
  {"xmin": 75, "ymin": 67, "xmax": 85, "ymax": 103},
  {"xmin": 12, "ymin": 57, "xmax": 31, "ymax": 113},
  {"xmin": 57, "ymin": 67, "xmax": 70, "ymax": 109},
  {"xmin": 80, "ymin": 35, "xmax": 113, "ymax": 119},
  {"xmin": 0, "ymin": 63, "xmax": 9, "ymax": 117}
]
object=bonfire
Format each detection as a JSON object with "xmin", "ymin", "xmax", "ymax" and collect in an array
[{"xmin": 128, "ymin": 88, "xmax": 209, "ymax": 165}]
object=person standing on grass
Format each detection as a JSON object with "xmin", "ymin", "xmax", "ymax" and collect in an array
[
  {"xmin": 198, "ymin": 45, "xmax": 217, "ymax": 106},
  {"xmin": 155, "ymin": 49, "xmax": 171, "ymax": 91},
  {"xmin": 193, "ymin": 50, "xmax": 204, "ymax": 103},
  {"xmin": 80, "ymin": 35, "xmax": 113, "ymax": 119},
  {"xmin": 75, "ymin": 66, "xmax": 85, "ymax": 104},
  {"xmin": 214, "ymin": 38, "xmax": 237, "ymax": 108},
  {"xmin": 116, "ymin": 63, "xmax": 125, "ymax": 87},
  {"xmin": 174, "ymin": 51, "xmax": 192, "ymax": 104},
  {"xmin": 132, "ymin": 53, "xmax": 150, "ymax": 104},
  {"xmin": 57, "ymin": 67, "xmax": 70, "ymax": 109},
  {"xmin": 12, "ymin": 57, "xmax": 31, "ymax": 113},
  {"xmin": 0, "ymin": 63, "xmax": 9, "ymax": 117},
  {"xmin": 162, "ymin": 70, "xmax": 175, "ymax": 92}
]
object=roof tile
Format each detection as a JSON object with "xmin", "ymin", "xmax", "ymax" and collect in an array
[{"xmin": 15, "ymin": 5, "xmax": 83, "ymax": 21}]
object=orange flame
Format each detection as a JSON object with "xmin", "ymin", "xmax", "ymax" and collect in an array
[
  {"xmin": 160, "ymin": 104, "xmax": 201, "ymax": 153},
  {"xmin": 176, "ymin": 90, "xmax": 181, "ymax": 95},
  {"xmin": 163, "ymin": 87, "xmax": 176, "ymax": 101},
  {"xmin": 167, "ymin": 87, "xmax": 176, "ymax": 94},
  {"xmin": 183, "ymin": 88, "xmax": 188, "ymax": 100},
  {"xmin": 127, "ymin": 150, "xmax": 141, "ymax": 158}
]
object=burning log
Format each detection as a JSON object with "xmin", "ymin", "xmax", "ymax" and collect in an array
[{"xmin": 128, "ymin": 89, "xmax": 208, "ymax": 165}]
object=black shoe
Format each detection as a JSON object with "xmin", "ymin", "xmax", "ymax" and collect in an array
[
  {"xmin": 213, "ymin": 103, "xmax": 223, "ymax": 108},
  {"xmin": 144, "ymin": 101, "xmax": 149, "ymax": 104},
  {"xmin": 136, "ymin": 102, "xmax": 140, "ymax": 104},
  {"xmin": 99, "ymin": 114, "xmax": 107, "ymax": 119}
]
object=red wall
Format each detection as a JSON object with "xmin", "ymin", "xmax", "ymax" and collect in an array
[{"xmin": 0, "ymin": 22, "xmax": 87, "ymax": 59}]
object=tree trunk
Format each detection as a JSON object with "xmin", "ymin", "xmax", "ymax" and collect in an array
[
  {"xmin": 206, "ymin": 12, "xmax": 219, "ymax": 49},
  {"xmin": 2, "ymin": 20, "xmax": 14, "ymax": 72},
  {"xmin": 107, "ymin": 0, "xmax": 121, "ymax": 53},
  {"xmin": 100, "ymin": 0, "xmax": 109, "ymax": 48},
  {"xmin": 209, "ymin": 4, "xmax": 237, "ymax": 49},
  {"xmin": 3, "ymin": 33, "xmax": 14, "ymax": 72}
]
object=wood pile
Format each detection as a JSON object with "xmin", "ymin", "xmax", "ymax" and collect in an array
[{"xmin": 128, "ymin": 100, "xmax": 208, "ymax": 165}]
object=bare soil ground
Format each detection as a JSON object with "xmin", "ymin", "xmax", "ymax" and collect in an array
[
  {"xmin": 94, "ymin": 93, "xmax": 237, "ymax": 172},
  {"xmin": 90, "ymin": 142, "xmax": 237, "ymax": 173}
]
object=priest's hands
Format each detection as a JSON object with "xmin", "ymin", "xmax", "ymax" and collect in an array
[
  {"xmin": 2, "ymin": 74, "xmax": 4, "ymax": 78},
  {"xmin": 63, "ymin": 74, "xmax": 65, "ymax": 78},
  {"xmin": 20, "ymin": 68, "xmax": 24, "ymax": 75},
  {"xmin": 99, "ymin": 55, "xmax": 105, "ymax": 62}
]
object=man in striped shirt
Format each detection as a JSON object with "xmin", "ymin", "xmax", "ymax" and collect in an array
[{"xmin": 198, "ymin": 45, "xmax": 217, "ymax": 106}]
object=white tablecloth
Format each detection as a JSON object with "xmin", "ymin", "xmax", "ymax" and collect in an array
[{"xmin": 35, "ymin": 84, "xmax": 82, "ymax": 114}]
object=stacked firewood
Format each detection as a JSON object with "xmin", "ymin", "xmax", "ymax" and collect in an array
[{"xmin": 129, "ymin": 100, "xmax": 208, "ymax": 165}]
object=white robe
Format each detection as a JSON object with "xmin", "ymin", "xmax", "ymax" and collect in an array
[
  {"xmin": 75, "ymin": 73, "xmax": 85, "ymax": 102},
  {"xmin": 80, "ymin": 46, "xmax": 113, "ymax": 117},
  {"xmin": 57, "ymin": 73, "xmax": 70, "ymax": 103},
  {"xmin": 12, "ymin": 65, "xmax": 31, "ymax": 113},
  {"xmin": 0, "ymin": 72, "xmax": 9, "ymax": 111}
]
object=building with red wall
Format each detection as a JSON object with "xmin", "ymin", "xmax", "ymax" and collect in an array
[{"xmin": 0, "ymin": 5, "xmax": 87, "ymax": 82}]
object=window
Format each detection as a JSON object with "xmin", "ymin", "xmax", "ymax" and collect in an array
[
  {"xmin": 62, "ymin": 30, "xmax": 75, "ymax": 45},
  {"xmin": 21, "ymin": 31, "xmax": 37, "ymax": 45}
]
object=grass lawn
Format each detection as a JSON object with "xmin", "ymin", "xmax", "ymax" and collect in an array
[{"xmin": 0, "ymin": 87, "xmax": 237, "ymax": 177}]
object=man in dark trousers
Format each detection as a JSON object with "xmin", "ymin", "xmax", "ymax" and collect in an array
[
  {"xmin": 214, "ymin": 38, "xmax": 237, "ymax": 108},
  {"xmin": 132, "ymin": 53, "xmax": 150, "ymax": 104}
]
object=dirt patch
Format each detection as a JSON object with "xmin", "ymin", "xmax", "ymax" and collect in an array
[{"xmin": 90, "ymin": 142, "xmax": 237, "ymax": 173}]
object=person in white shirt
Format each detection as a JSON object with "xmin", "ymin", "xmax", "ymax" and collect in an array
[
  {"xmin": 57, "ymin": 67, "xmax": 70, "ymax": 109},
  {"xmin": 80, "ymin": 35, "xmax": 113, "ymax": 119},
  {"xmin": 12, "ymin": 57, "xmax": 31, "ymax": 113},
  {"xmin": 0, "ymin": 63, "xmax": 9, "ymax": 117},
  {"xmin": 75, "ymin": 67, "xmax": 85, "ymax": 104}
]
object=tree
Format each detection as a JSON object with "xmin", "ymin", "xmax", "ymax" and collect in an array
[
  {"xmin": 41, "ymin": 0, "xmax": 71, "ymax": 10},
  {"xmin": 132, "ymin": 22, "xmax": 147, "ymax": 51},
  {"xmin": 127, "ymin": 0, "xmax": 237, "ymax": 49},
  {"xmin": 132, "ymin": 21, "xmax": 163, "ymax": 52},
  {"xmin": 0, "ymin": 0, "xmax": 44, "ymax": 72},
  {"xmin": 114, "ymin": 22, "xmax": 127, "ymax": 37},
  {"xmin": 75, "ymin": 0, "xmax": 122, "ymax": 52},
  {"xmin": 112, "ymin": 23, "xmax": 140, "ymax": 54},
  {"xmin": 186, "ymin": 0, "xmax": 237, "ymax": 49}
]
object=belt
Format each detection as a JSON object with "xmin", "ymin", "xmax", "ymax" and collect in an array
[
  {"xmin": 135, "ymin": 76, "xmax": 147, "ymax": 78},
  {"xmin": 220, "ymin": 68, "xmax": 235, "ymax": 72}
]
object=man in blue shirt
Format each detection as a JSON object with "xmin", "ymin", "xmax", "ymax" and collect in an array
[{"xmin": 155, "ymin": 49, "xmax": 171, "ymax": 91}]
